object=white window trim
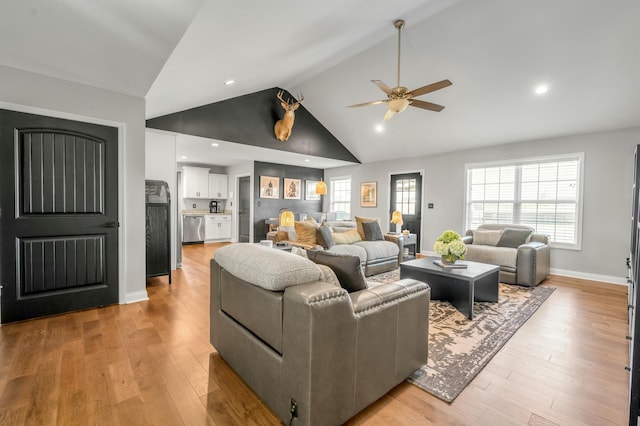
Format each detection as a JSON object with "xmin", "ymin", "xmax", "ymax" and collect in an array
[
  {"xmin": 463, "ymin": 152, "xmax": 584, "ymax": 250},
  {"xmin": 329, "ymin": 175, "xmax": 352, "ymax": 216}
]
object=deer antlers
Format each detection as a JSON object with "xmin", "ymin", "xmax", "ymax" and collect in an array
[{"xmin": 276, "ymin": 90, "xmax": 303, "ymax": 108}]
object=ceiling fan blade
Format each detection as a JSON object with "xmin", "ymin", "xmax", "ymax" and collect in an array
[
  {"xmin": 371, "ymin": 80, "xmax": 393, "ymax": 95},
  {"xmin": 409, "ymin": 79, "xmax": 452, "ymax": 98},
  {"xmin": 383, "ymin": 109, "xmax": 397, "ymax": 122},
  {"xmin": 347, "ymin": 100, "xmax": 387, "ymax": 108},
  {"xmin": 410, "ymin": 99, "xmax": 445, "ymax": 112}
]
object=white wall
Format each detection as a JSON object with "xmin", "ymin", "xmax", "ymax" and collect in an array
[
  {"xmin": 0, "ymin": 65, "xmax": 147, "ymax": 303},
  {"xmin": 145, "ymin": 130, "xmax": 178, "ymax": 269},
  {"xmin": 325, "ymin": 127, "xmax": 640, "ymax": 284}
]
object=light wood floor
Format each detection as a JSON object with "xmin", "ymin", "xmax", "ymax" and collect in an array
[{"xmin": 0, "ymin": 243, "xmax": 630, "ymax": 425}]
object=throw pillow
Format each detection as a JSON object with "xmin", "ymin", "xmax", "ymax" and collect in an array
[
  {"xmin": 332, "ymin": 229, "xmax": 362, "ymax": 245},
  {"xmin": 315, "ymin": 264, "xmax": 340, "ymax": 288},
  {"xmin": 355, "ymin": 216, "xmax": 379, "ymax": 240},
  {"xmin": 362, "ymin": 221, "xmax": 383, "ymax": 241},
  {"xmin": 316, "ymin": 225, "xmax": 334, "ymax": 249},
  {"xmin": 496, "ymin": 228, "xmax": 532, "ymax": 248},
  {"xmin": 472, "ymin": 229, "xmax": 503, "ymax": 246},
  {"xmin": 291, "ymin": 246, "xmax": 308, "ymax": 258},
  {"xmin": 294, "ymin": 220, "xmax": 318, "ymax": 245},
  {"xmin": 275, "ymin": 230, "xmax": 289, "ymax": 242},
  {"xmin": 306, "ymin": 250, "xmax": 367, "ymax": 293}
]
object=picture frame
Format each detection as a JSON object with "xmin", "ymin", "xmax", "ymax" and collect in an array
[
  {"xmin": 360, "ymin": 181, "xmax": 377, "ymax": 207},
  {"xmin": 284, "ymin": 178, "xmax": 302, "ymax": 200},
  {"xmin": 260, "ymin": 176, "xmax": 280, "ymax": 199},
  {"xmin": 305, "ymin": 180, "xmax": 321, "ymax": 200}
]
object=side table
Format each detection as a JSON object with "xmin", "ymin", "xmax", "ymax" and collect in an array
[{"xmin": 385, "ymin": 233, "xmax": 417, "ymax": 262}]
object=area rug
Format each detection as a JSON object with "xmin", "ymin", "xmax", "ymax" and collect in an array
[{"xmin": 368, "ymin": 269, "xmax": 555, "ymax": 402}]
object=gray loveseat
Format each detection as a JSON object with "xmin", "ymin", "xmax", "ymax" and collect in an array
[
  {"xmin": 462, "ymin": 224, "xmax": 550, "ymax": 286},
  {"xmin": 210, "ymin": 244, "xmax": 429, "ymax": 425}
]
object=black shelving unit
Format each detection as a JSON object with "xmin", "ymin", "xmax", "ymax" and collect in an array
[
  {"xmin": 629, "ymin": 145, "xmax": 640, "ymax": 425},
  {"xmin": 145, "ymin": 180, "xmax": 171, "ymax": 284}
]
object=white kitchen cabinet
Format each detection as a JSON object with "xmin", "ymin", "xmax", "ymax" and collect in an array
[
  {"xmin": 182, "ymin": 166, "xmax": 210, "ymax": 199},
  {"xmin": 208, "ymin": 173, "xmax": 228, "ymax": 199},
  {"xmin": 205, "ymin": 214, "xmax": 232, "ymax": 241}
]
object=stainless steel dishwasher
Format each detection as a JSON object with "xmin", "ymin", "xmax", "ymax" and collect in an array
[{"xmin": 182, "ymin": 215, "xmax": 205, "ymax": 244}]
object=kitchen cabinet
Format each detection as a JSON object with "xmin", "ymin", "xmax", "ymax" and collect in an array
[
  {"xmin": 182, "ymin": 166, "xmax": 210, "ymax": 199},
  {"xmin": 205, "ymin": 214, "xmax": 232, "ymax": 241},
  {"xmin": 208, "ymin": 173, "xmax": 228, "ymax": 199}
]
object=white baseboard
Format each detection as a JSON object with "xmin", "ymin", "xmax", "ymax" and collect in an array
[
  {"xmin": 550, "ymin": 268, "xmax": 627, "ymax": 286},
  {"xmin": 125, "ymin": 290, "xmax": 149, "ymax": 304},
  {"xmin": 421, "ymin": 250, "xmax": 627, "ymax": 286}
]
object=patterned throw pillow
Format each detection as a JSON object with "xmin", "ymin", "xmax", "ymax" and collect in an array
[
  {"xmin": 332, "ymin": 229, "xmax": 362, "ymax": 245},
  {"xmin": 362, "ymin": 221, "xmax": 384, "ymax": 241}
]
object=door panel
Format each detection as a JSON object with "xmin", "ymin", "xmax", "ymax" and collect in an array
[
  {"xmin": 0, "ymin": 109, "xmax": 118, "ymax": 323},
  {"xmin": 390, "ymin": 173, "xmax": 423, "ymax": 250},
  {"xmin": 239, "ymin": 176, "xmax": 250, "ymax": 242}
]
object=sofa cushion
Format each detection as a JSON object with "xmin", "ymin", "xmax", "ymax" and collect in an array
[
  {"xmin": 355, "ymin": 216, "xmax": 379, "ymax": 239},
  {"xmin": 362, "ymin": 221, "xmax": 384, "ymax": 241},
  {"xmin": 472, "ymin": 229, "xmax": 502, "ymax": 246},
  {"xmin": 316, "ymin": 225, "xmax": 334, "ymax": 249},
  {"xmin": 316, "ymin": 264, "xmax": 341, "ymax": 287},
  {"xmin": 214, "ymin": 244, "xmax": 321, "ymax": 291},
  {"xmin": 306, "ymin": 250, "xmax": 368, "ymax": 293},
  {"xmin": 353, "ymin": 240, "xmax": 399, "ymax": 261},
  {"xmin": 327, "ymin": 244, "xmax": 367, "ymax": 264},
  {"xmin": 497, "ymin": 228, "xmax": 532, "ymax": 248},
  {"xmin": 333, "ymin": 229, "xmax": 362, "ymax": 245},
  {"xmin": 465, "ymin": 244, "xmax": 517, "ymax": 270}
]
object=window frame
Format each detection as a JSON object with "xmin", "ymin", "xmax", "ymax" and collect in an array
[
  {"xmin": 464, "ymin": 153, "xmax": 584, "ymax": 250},
  {"xmin": 329, "ymin": 176, "xmax": 352, "ymax": 217}
]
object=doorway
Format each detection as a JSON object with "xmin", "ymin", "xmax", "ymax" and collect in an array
[
  {"xmin": 238, "ymin": 175, "xmax": 251, "ymax": 242},
  {"xmin": 0, "ymin": 109, "xmax": 119, "ymax": 323},
  {"xmin": 390, "ymin": 172, "xmax": 423, "ymax": 250}
]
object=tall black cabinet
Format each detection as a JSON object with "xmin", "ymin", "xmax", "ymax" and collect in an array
[
  {"xmin": 629, "ymin": 145, "xmax": 640, "ymax": 425},
  {"xmin": 145, "ymin": 180, "xmax": 171, "ymax": 284}
]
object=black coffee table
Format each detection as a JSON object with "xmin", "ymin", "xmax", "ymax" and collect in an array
[{"xmin": 400, "ymin": 257, "xmax": 500, "ymax": 320}]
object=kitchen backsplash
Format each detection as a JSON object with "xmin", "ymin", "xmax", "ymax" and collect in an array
[{"xmin": 182, "ymin": 198, "xmax": 227, "ymax": 211}]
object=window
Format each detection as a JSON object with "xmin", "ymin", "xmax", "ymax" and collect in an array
[
  {"xmin": 330, "ymin": 177, "xmax": 351, "ymax": 217},
  {"xmin": 394, "ymin": 177, "xmax": 417, "ymax": 215},
  {"xmin": 465, "ymin": 154, "xmax": 583, "ymax": 249}
]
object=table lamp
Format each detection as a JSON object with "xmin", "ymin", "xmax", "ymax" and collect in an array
[
  {"xmin": 279, "ymin": 208, "xmax": 295, "ymax": 227},
  {"xmin": 390, "ymin": 210, "xmax": 403, "ymax": 234}
]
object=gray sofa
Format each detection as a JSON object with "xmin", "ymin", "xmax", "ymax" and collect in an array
[
  {"xmin": 210, "ymin": 244, "xmax": 429, "ymax": 426},
  {"xmin": 462, "ymin": 224, "xmax": 550, "ymax": 286},
  {"xmin": 270, "ymin": 220, "xmax": 401, "ymax": 276}
]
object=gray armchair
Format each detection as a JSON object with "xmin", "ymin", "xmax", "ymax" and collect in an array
[
  {"xmin": 210, "ymin": 244, "xmax": 429, "ymax": 425},
  {"xmin": 462, "ymin": 224, "xmax": 550, "ymax": 286}
]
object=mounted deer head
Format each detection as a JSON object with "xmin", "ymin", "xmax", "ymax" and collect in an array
[{"xmin": 274, "ymin": 90, "xmax": 303, "ymax": 142}]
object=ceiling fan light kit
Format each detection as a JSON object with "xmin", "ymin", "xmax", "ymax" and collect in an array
[{"xmin": 347, "ymin": 19, "xmax": 452, "ymax": 121}]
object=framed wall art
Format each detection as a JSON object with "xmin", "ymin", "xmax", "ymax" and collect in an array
[
  {"xmin": 360, "ymin": 181, "xmax": 377, "ymax": 207},
  {"xmin": 284, "ymin": 178, "xmax": 302, "ymax": 200},
  {"xmin": 305, "ymin": 180, "xmax": 321, "ymax": 200},
  {"xmin": 260, "ymin": 176, "xmax": 280, "ymax": 199}
]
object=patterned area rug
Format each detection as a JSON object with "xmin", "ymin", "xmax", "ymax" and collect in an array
[{"xmin": 368, "ymin": 269, "xmax": 555, "ymax": 402}]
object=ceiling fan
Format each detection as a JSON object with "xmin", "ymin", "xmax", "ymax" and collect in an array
[{"xmin": 347, "ymin": 19, "xmax": 452, "ymax": 122}]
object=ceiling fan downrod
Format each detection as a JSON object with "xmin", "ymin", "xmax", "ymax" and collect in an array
[{"xmin": 395, "ymin": 19, "xmax": 405, "ymax": 90}]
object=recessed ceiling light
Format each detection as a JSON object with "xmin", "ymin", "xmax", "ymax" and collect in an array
[
  {"xmin": 304, "ymin": 159, "xmax": 310, "ymax": 162},
  {"xmin": 211, "ymin": 142, "xmax": 219, "ymax": 147},
  {"xmin": 180, "ymin": 155, "xmax": 188, "ymax": 159},
  {"xmin": 224, "ymin": 79, "xmax": 236, "ymax": 86},
  {"xmin": 535, "ymin": 84, "xmax": 549, "ymax": 95},
  {"xmin": 375, "ymin": 124, "xmax": 384, "ymax": 133}
]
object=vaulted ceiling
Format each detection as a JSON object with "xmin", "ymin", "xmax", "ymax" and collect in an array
[{"xmin": 2, "ymin": 0, "xmax": 639, "ymax": 166}]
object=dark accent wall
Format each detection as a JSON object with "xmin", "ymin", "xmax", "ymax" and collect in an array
[
  {"xmin": 146, "ymin": 87, "xmax": 360, "ymax": 164},
  {"xmin": 253, "ymin": 161, "xmax": 323, "ymax": 242}
]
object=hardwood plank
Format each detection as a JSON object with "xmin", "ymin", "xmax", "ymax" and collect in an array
[{"xmin": 0, "ymin": 243, "xmax": 631, "ymax": 425}]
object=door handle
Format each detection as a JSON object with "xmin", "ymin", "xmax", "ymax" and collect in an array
[{"xmin": 102, "ymin": 221, "xmax": 119, "ymax": 228}]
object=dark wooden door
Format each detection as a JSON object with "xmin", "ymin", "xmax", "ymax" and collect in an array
[
  {"xmin": 238, "ymin": 176, "xmax": 251, "ymax": 242},
  {"xmin": 0, "ymin": 109, "xmax": 119, "ymax": 323},
  {"xmin": 390, "ymin": 173, "xmax": 423, "ymax": 250}
]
